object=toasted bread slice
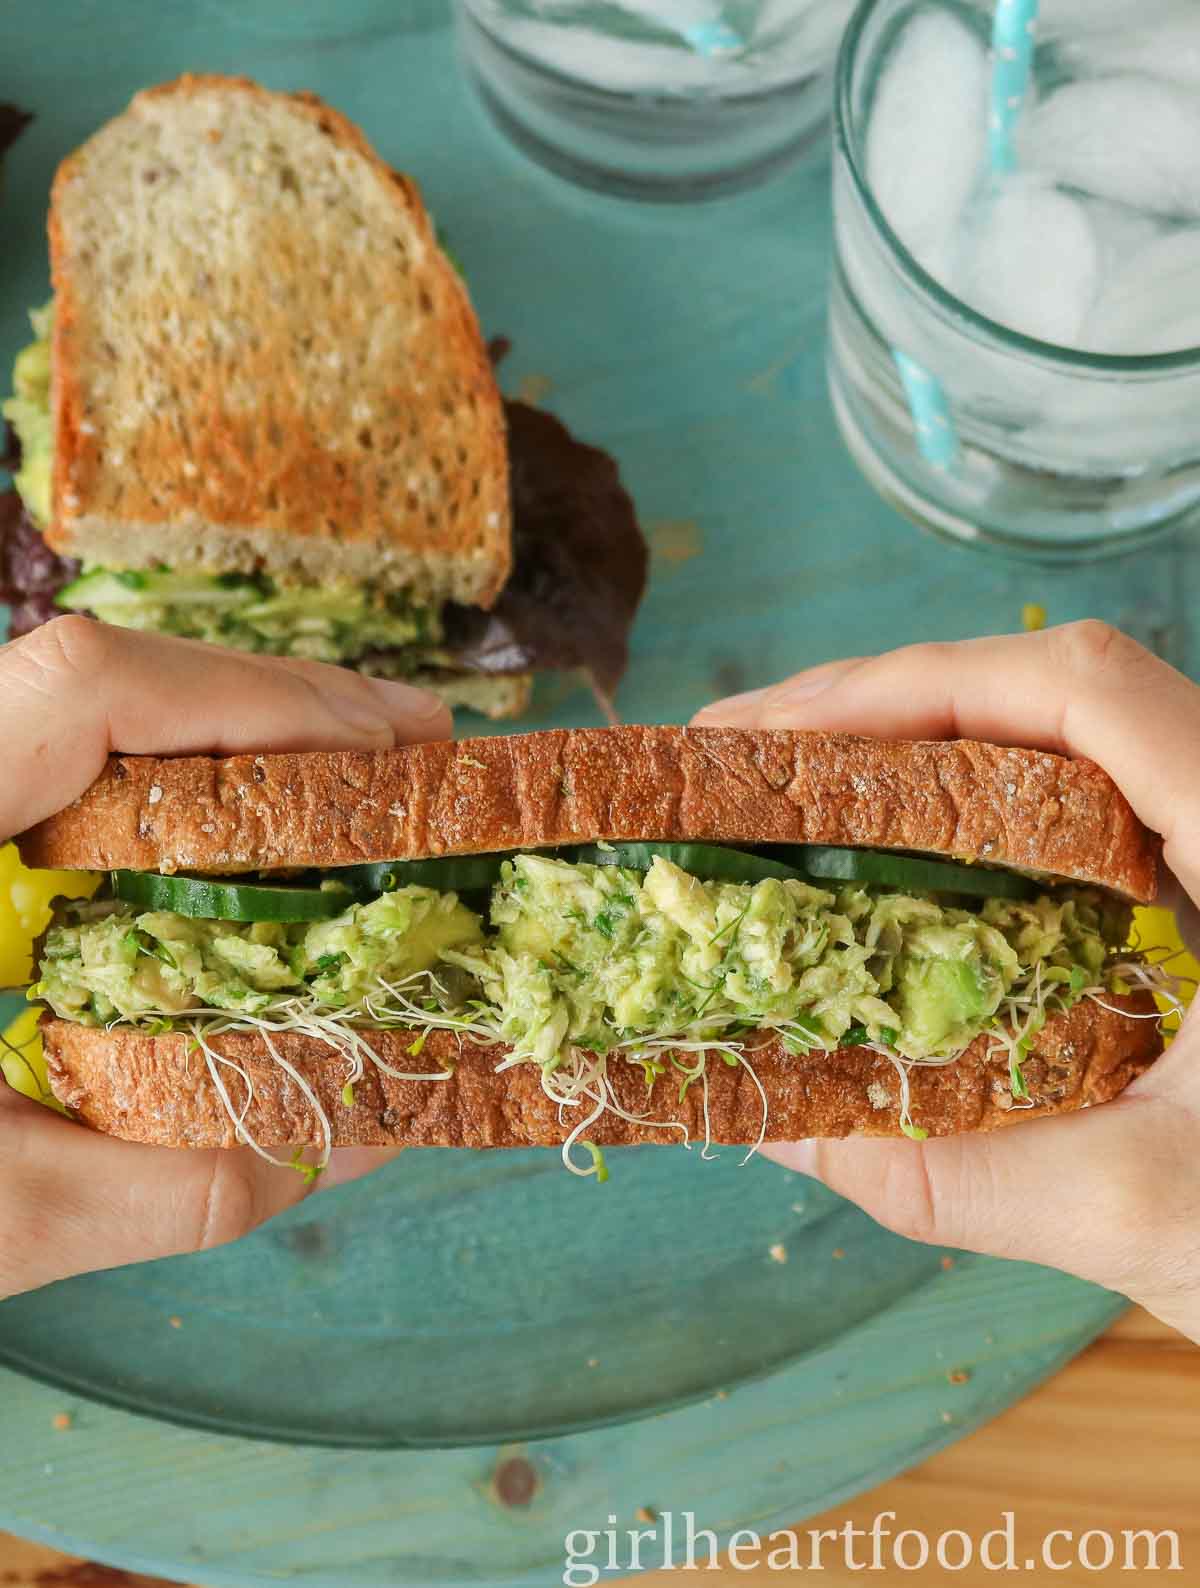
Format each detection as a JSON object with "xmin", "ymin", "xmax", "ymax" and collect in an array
[
  {"xmin": 40, "ymin": 990, "xmax": 1161, "ymax": 1148},
  {"xmin": 19, "ymin": 726, "xmax": 1159, "ymax": 902},
  {"xmin": 48, "ymin": 74, "xmax": 510, "ymax": 604}
]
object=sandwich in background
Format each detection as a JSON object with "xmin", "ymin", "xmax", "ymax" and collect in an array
[{"xmin": 0, "ymin": 75, "xmax": 647, "ymax": 717}]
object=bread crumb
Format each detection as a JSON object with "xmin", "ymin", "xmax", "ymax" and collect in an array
[
  {"xmin": 768, "ymin": 1242, "xmax": 788, "ymax": 1264},
  {"xmin": 940, "ymin": 1410, "xmax": 954, "ymax": 1424},
  {"xmin": 940, "ymin": 1255, "xmax": 955, "ymax": 1271},
  {"xmin": 832, "ymin": 1247, "xmax": 846, "ymax": 1260},
  {"xmin": 714, "ymin": 1389, "xmax": 728, "ymax": 1401},
  {"xmin": 516, "ymin": 372, "xmax": 553, "ymax": 406},
  {"xmin": 866, "ymin": 1079, "xmax": 891, "ymax": 1110},
  {"xmin": 635, "ymin": 1506, "xmax": 658, "ymax": 1525},
  {"xmin": 586, "ymin": 1357, "xmax": 599, "ymax": 1368},
  {"xmin": 790, "ymin": 1201, "xmax": 806, "ymax": 1215},
  {"xmin": 52, "ymin": 1413, "xmax": 72, "ymax": 1431},
  {"xmin": 947, "ymin": 1369, "xmax": 970, "ymax": 1385},
  {"xmin": 169, "ymin": 1315, "xmax": 183, "ymax": 1329}
]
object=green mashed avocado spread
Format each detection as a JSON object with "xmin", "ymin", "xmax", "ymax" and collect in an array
[
  {"xmin": 2, "ymin": 302, "xmax": 52, "ymax": 528},
  {"xmin": 2, "ymin": 303, "xmax": 440, "ymax": 665},
  {"xmin": 36, "ymin": 855, "xmax": 1124, "ymax": 1070}
]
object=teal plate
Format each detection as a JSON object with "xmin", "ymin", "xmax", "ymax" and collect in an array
[{"xmin": 0, "ymin": 5, "xmax": 1187, "ymax": 1583}]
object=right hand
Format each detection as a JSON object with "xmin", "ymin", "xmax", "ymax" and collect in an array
[{"xmin": 694, "ymin": 622, "xmax": 1200, "ymax": 1341}]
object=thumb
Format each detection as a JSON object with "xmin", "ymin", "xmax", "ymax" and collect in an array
[{"xmin": 769, "ymin": 1026, "xmax": 1200, "ymax": 1321}]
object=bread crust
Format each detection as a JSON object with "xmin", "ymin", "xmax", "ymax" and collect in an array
[
  {"xmin": 48, "ymin": 73, "xmax": 510, "ymax": 603},
  {"xmin": 40, "ymin": 991, "xmax": 1162, "ymax": 1148},
  {"xmin": 18, "ymin": 726, "xmax": 1158, "ymax": 901}
]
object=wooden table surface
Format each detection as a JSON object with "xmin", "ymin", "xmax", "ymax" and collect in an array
[{"xmin": 1, "ymin": 1308, "xmax": 1193, "ymax": 1588}]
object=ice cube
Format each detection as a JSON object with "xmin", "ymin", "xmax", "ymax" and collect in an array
[
  {"xmin": 1081, "ymin": 198, "xmax": 1163, "ymax": 288},
  {"xmin": 751, "ymin": 0, "xmax": 854, "ymax": 61},
  {"xmin": 1018, "ymin": 76, "xmax": 1200, "ymax": 219},
  {"xmin": 954, "ymin": 176, "xmax": 1099, "ymax": 347},
  {"xmin": 1060, "ymin": 9, "xmax": 1200, "ymax": 91},
  {"xmin": 1084, "ymin": 228, "xmax": 1200, "ymax": 353},
  {"xmin": 1034, "ymin": 0, "xmax": 1186, "ymax": 33},
  {"xmin": 487, "ymin": 18, "xmax": 743, "ymax": 90},
  {"xmin": 866, "ymin": 12, "xmax": 989, "ymax": 276}
]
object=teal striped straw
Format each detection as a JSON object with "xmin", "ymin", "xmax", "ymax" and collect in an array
[
  {"xmin": 892, "ymin": 0, "xmax": 1039, "ymax": 474},
  {"xmin": 989, "ymin": 0, "xmax": 1040, "ymax": 175},
  {"xmin": 683, "ymin": 17, "xmax": 744, "ymax": 55},
  {"xmin": 893, "ymin": 352, "xmax": 959, "ymax": 471}
]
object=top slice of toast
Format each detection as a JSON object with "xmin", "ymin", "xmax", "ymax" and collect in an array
[
  {"xmin": 48, "ymin": 74, "xmax": 511, "ymax": 605},
  {"xmin": 17, "ymin": 726, "xmax": 1160, "ymax": 904}
]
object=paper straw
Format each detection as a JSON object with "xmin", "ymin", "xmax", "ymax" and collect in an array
[
  {"xmin": 888, "ymin": 1, "xmax": 1040, "ymax": 474},
  {"xmin": 893, "ymin": 351, "xmax": 960, "ymax": 470},
  {"xmin": 989, "ymin": 0, "xmax": 1040, "ymax": 173},
  {"xmin": 602, "ymin": 1, "xmax": 745, "ymax": 56},
  {"xmin": 684, "ymin": 18, "xmax": 745, "ymax": 55}
]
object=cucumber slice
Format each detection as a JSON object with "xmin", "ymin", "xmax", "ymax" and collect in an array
[
  {"xmin": 112, "ymin": 870, "xmax": 351, "ymax": 922},
  {"xmin": 783, "ymin": 846, "xmax": 1037, "ymax": 901},
  {"xmin": 566, "ymin": 842, "xmax": 808, "ymax": 886},
  {"xmin": 330, "ymin": 855, "xmax": 512, "ymax": 896}
]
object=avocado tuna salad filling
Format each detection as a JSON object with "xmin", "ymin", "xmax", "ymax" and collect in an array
[
  {"xmin": 32, "ymin": 845, "xmax": 1149, "ymax": 1171},
  {"xmin": 1, "ymin": 302, "xmax": 648, "ymax": 697}
]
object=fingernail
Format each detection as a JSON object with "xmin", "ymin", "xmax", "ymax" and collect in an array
[
  {"xmin": 695, "ymin": 663, "xmax": 851, "ymax": 727},
  {"xmin": 694, "ymin": 685, "xmax": 773, "ymax": 725},
  {"xmin": 771, "ymin": 659, "xmax": 864, "ymax": 703},
  {"xmin": 770, "ymin": 1140, "xmax": 822, "ymax": 1177},
  {"xmin": 362, "ymin": 676, "xmax": 451, "ymax": 725},
  {"xmin": 320, "ymin": 1145, "xmax": 404, "ymax": 1189},
  {"xmin": 321, "ymin": 687, "xmax": 396, "ymax": 740}
]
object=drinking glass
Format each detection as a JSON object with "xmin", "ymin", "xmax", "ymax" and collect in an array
[
  {"xmin": 455, "ymin": 0, "xmax": 855, "ymax": 200},
  {"xmin": 827, "ymin": 0, "xmax": 1200, "ymax": 557}
]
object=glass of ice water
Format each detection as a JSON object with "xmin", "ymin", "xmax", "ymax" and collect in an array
[
  {"xmin": 828, "ymin": 0, "xmax": 1200, "ymax": 556},
  {"xmin": 455, "ymin": 0, "xmax": 855, "ymax": 199}
]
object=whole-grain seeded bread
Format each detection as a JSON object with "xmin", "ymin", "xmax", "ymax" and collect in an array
[
  {"xmin": 48, "ymin": 74, "xmax": 510, "ymax": 603},
  {"xmin": 40, "ymin": 990, "xmax": 1160, "ymax": 1148},
  {"xmin": 19, "ymin": 726, "xmax": 1159, "ymax": 902}
]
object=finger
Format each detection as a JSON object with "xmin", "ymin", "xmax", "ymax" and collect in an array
[
  {"xmin": 765, "ymin": 1078, "xmax": 1200, "ymax": 1317},
  {"xmin": 694, "ymin": 623, "xmax": 1200, "ymax": 899},
  {"xmin": 0, "ymin": 1096, "xmax": 400, "ymax": 1298},
  {"xmin": 692, "ymin": 657, "xmax": 869, "ymax": 724},
  {"xmin": 0, "ymin": 618, "xmax": 452, "ymax": 838},
  {"xmin": 1150, "ymin": 870, "xmax": 1200, "ymax": 964}
]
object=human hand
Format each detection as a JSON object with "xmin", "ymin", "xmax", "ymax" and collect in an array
[
  {"xmin": 694, "ymin": 622, "xmax": 1200, "ymax": 1341},
  {"xmin": 0, "ymin": 617, "xmax": 451, "ymax": 1299}
]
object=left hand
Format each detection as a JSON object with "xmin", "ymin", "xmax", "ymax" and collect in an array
[{"xmin": 0, "ymin": 618, "xmax": 452, "ymax": 1299}]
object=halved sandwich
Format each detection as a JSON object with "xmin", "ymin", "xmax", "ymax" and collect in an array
[
  {"xmin": 18, "ymin": 727, "xmax": 1169, "ymax": 1180},
  {"xmin": 0, "ymin": 75, "xmax": 646, "ymax": 717}
]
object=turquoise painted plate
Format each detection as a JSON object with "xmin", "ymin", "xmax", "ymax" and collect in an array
[{"xmin": 0, "ymin": 5, "xmax": 1178, "ymax": 1583}]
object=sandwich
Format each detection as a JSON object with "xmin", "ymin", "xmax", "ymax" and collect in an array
[
  {"xmin": 17, "ymin": 726, "xmax": 1169, "ymax": 1181},
  {"xmin": 0, "ymin": 75, "xmax": 646, "ymax": 718}
]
